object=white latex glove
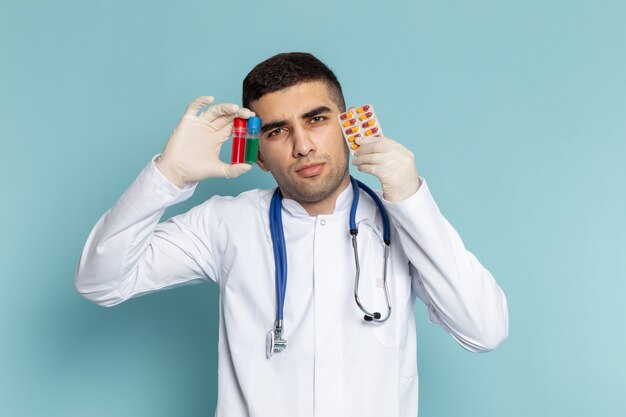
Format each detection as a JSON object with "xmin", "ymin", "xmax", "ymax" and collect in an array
[
  {"xmin": 351, "ymin": 135, "xmax": 422, "ymax": 203},
  {"xmin": 155, "ymin": 96, "xmax": 255, "ymax": 189}
]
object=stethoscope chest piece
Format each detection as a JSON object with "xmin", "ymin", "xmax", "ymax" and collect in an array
[{"xmin": 266, "ymin": 323, "xmax": 287, "ymax": 359}]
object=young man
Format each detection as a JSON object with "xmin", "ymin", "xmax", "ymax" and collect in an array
[{"xmin": 75, "ymin": 52, "xmax": 508, "ymax": 417}]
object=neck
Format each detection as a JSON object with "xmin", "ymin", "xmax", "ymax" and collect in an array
[{"xmin": 297, "ymin": 173, "xmax": 351, "ymax": 217}]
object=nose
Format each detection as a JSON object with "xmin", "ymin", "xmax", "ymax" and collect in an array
[{"xmin": 291, "ymin": 125, "xmax": 316, "ymax": 158}]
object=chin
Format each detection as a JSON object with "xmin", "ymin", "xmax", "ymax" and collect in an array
[{"xmin": 296, "ymin": 176, "xmax": 342, "ymax": 202}]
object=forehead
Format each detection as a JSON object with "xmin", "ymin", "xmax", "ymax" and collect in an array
[{"xmin": 251, "ymin": 81, "xmax": 339, "ymax": 122}]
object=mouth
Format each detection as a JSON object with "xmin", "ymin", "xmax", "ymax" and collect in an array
[{"xmin": 296, "ymin": 162, "xmax": 326, "ymax": 177}]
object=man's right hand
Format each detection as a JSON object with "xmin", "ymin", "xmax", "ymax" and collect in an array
[{"xmin": 155, "ymin": 96, "xmax": 255, "ymax": 189}]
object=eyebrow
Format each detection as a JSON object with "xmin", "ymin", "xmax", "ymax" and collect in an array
[
  {"xmin": 260, "ymin": 106, "xmax": 333, "ymax": 134},
  {"xmin": 261, "ymin": 120, "xmax": 288, "ymax": 134},
  {"xmin": 302, "ymin": 105, "xmax": 332, "ymax": 119}
]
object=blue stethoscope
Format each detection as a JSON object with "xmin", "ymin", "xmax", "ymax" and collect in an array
[{"xmin": 266, "ymin": 175, "xmax": 392, "ymax": 358}]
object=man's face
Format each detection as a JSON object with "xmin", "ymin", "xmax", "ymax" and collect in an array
[{"xmin": 251, "ymin": 80, "xmax": 349, "ymax": 203}]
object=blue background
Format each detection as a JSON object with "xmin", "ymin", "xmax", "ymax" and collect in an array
[{"xmin": 1, "ymin": 0, "xmax": 625, "ymax": 416}]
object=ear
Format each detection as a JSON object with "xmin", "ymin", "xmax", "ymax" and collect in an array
[{"xmin": 256, "ymin": 149, "xmax": 269, "ymax": 172}]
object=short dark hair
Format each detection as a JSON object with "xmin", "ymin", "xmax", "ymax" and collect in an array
[{"xmin": 242, "ymin": 52, "xmax": 346, "ymax": 112}]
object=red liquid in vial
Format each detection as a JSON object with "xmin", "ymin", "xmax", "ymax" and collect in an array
[
  {"xmin": 231, "ymin": 137, "xmax": 246, "ymax": 164},
  {"xmin": 231, "ymin": 118, "xmax": 247, "ymax": 164}
]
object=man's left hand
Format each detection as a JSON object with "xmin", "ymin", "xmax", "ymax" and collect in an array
[{"xmin": 351, "ymin": 135, "xmax": 421, "ymax": 203}]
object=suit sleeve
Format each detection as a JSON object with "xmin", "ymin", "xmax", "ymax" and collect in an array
[
  {"xmin": 74, "ymin": 154, "xmax": 221, "ymax": 307},
  {"xmin": 383, "ymin": 178, "xmax": 509, "ymax": 352}
]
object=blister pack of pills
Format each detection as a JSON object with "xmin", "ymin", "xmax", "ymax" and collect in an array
[{"xmin": 337, "ymin": 104, "xmax": 383, "ymax": 154}]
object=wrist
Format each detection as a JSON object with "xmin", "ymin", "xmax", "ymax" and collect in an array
[
  {"xmin": 155, "ymin": 154, "xmax": 190, "ymax": 190},
  {"xmin": 383, "ymin": 177, "xmax": 421, "ymax": 203}
]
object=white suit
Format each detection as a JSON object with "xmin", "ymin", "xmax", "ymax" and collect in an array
[{"xmin": 75, "ymin": 154, "xmax": 508, "ymax": 417}]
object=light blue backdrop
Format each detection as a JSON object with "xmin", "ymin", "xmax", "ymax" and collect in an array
[{"xmin": 1, "ymin": 0, "xmax": 625, "ymax": 416}]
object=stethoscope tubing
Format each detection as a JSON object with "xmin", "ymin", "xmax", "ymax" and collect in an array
[
  {"xmin": 350, "ymin": 176, "xmax": 390, "ymax": 244},
  {"xmin": 269, "ymin": 175, "xmax": 392, "ymax": 337},
  {"xmin": 270, "ymin": 190, "xmax": 287, "ymax": 323}
]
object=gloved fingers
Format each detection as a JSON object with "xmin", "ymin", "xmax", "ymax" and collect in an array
[
  {"xmin": 354, "ymin": 136, "xmax": 395, "ymax": 154},
  {"xmin": 235, "ymin": 107, "xmax": 255, "ymax": 119},
  {"xmin": 353, "ymin": 139, "xmax": 391, "ymax": 157},
  {"xmin": 351, "ymin": 153, "xmax": 386, "ymax": 167},
  {"xmin": 208, "ymin": 107, "xmax": 256, "ymax": 132},
  {"xmin": 200, "ymin": 103, "xmax": 242, "ymax": 123},
  {"xmin": 184, "ymin": 96, "xmax": 215, "ymax": 118},
  {"xmin": 220, "ymin": 162, "xmax": 252, "ymax": 179},
  {"xmin": 353, "ymin": 163, "xmax": 381, "ymax": 176},
  {"xmin": 354, "ymin": 134, "xmax": 379, "ymax": 145}
]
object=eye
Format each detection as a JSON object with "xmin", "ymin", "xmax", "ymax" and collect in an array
[
  {"xmin": 268, "ymin": 128, "xmax": 286, "ymax": 138},
  {"xmin": 310, "ymin": 115, "xmax": 327, "ymax": 124}
]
